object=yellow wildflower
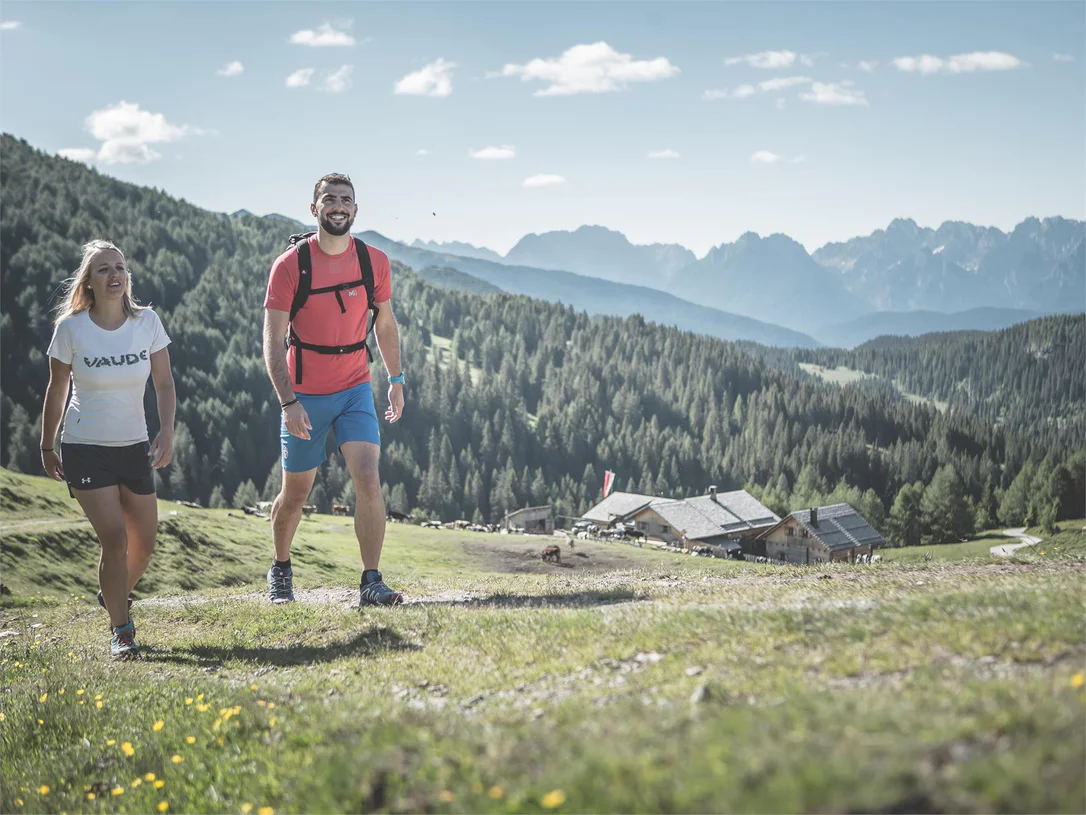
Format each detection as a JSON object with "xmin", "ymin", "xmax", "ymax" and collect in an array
[
  {"xmin": 77, "ymin": 690, "xmax": 84, "ymax": 696},
  {"xmin": 86, "ymin": 793, "xmax": 96, "ymax": 801},
  {"xmin": 250, "ymin": 684, "xmax": 258, "ymax": 691},
  {"xmin": 0, "ymin": 713, "xmax": 5, "ymax": 722},
  {"xmin": 439, "ymin": 790, "xmax": 455, "ymax": 802},
  {"xmin": 131, "ymin": 779, "xmax": 142, "ymax": 788},
  {"xmin": 185, "ymin": 698, "xmax": 193, "ymax": 705},
  {"xmin": 1072, "ymin": 673, "xmax": 1085, "ymax": 689},
  {"xmin": 144, "ymin": 773, "xmax": 156, "ymax": 782},
  {"xmin": 269, "ymin": 718, "xmax": 277, "ymax": 727},
  {"xmin": 171, "ymin": 754, "xmax": 183, "ymax": 764},
  {"xmin": 196, "ymin": 704, "xmax": 210, "ymax": 712},
  {"xmin": 155, "ymin": 780, "xmax": 165, "ymax": 789},
  {"xmin": 122, "ymin": 742, "xmax": 135, "ymax": 757},
  {"xmin": 267, "ymin": 702, "xmax": 276, "ymax": 710},
  {"xmin": 241, "ymin": 804, "xmax": 253, "ymax": 814},
  {"xmin": 196, "ymin": 694, "xmax": 204, "ymax": 701},
  {"xmin": 186, "ymin": 735, "xmax": 196, "ymax": 744},
  {"xmin": 541, "ymin": 790, "xmax": 567, "ymax": 809},
  {"xmin": 58, "ymin": 689, "xmax": 64, "ymax": 695},
  {"xmin": 158, "ymin": 802, "xmax": 169, "ymax": 812},
  {"xmin": 106, "ymin": 739, "xmax": 116, "ymax": 746},
  {"xmin": 39, "ymin": 693, "xmax": 47, "ymax": 703},
  {"xmin": 111, "ymin": 787, "xmax": 124, "ymax": 796},
  {"xmin": 38, "ymin": 786, "xmax": 49, "ymax": 795},
  {"xmin": 488, "ymin": 786, "xmax": 504, "ymax": 800},
  {"xmin": 258, "ymin": 808, "xmax": 275, "ymax": 815},
  {"xmin": 257, "ymin": 700, "xmax": 266, "ymax": 707},
  {"xmin": 153, "ymin": 720, "xmax": 165, "ymax": 731},
  {"xmin": 95, "ymin": 695, "xmax": 103, "ymax": 701},
  {"xmin": 96, "ymin": 701, "xmax": 103, "ymax": 709}
]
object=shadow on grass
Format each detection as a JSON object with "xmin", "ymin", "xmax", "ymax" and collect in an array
[
  {"xmin": 145, "ymin": 625, "xmax": 419, "ymax": 667},
  {"xmin": 421, "ymin": 589, "xmax": 642, "ymax": 610}
]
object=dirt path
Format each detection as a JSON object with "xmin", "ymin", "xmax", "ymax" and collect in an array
[
  {"xmin": 990, "ymin": 527, "xmax": 1042, "ymax": 557},
  {"xmin": 0, "ymin": 517, "xmax": 89, "ymax": 534}
]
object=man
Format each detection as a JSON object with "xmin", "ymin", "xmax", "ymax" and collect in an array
[{"xmin": 262, "ymin": 172, "xmax": 405, "ymax": 607}]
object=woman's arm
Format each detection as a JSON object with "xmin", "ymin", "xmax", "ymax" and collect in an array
[
  {"xmin": 40, "ymin": 357, "xmax": 72, "ymax": 480},
  {"xmin": 148, "ymin": 347, "xmax": 176, "ymax": 468}
]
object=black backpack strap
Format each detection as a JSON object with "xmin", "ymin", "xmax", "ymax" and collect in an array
[
  {"xmin": 288, "ymin": 236, "xmax": 315, "ymax": 384},
  {"xmin": 289, "ymin": 239, "xmax": 313, "ymax": 323},
  {"xmin": 354, "ymin": 238, "xmax": 379, "ymax": 362}
]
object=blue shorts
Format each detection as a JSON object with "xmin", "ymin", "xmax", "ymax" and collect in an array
[{"xmin": 281, "ymin": 383, "xmax": 380, "ymax": 473}]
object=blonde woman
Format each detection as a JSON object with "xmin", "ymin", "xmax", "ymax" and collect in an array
[{"xmin": 40, "ymin": 240, "xmax": 175, "ymax": 657}]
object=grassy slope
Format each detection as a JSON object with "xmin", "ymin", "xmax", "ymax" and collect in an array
[{"xmin": 1, "ymin": 469, "xmax": 1083, "ymax": 814}]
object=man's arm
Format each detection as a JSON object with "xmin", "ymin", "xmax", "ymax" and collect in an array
[
  {"xmin": 263, "ymin": 308, "xmax": 311, "ymax": 439},
  {"xmin": 373, "ymin": 298, "xmax": 404, "ymax": 422},
  {"xmin": 263, "ymin": 309, "xmax": 295, "ymax": 405}
]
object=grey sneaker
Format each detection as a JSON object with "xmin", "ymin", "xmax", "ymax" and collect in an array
[
  {"xmin": 110, "ymin": 621, "xmax": 138, "ymax": 658},
  {"xmin": 359, "ymin": 571, "xmax": 403, "ymax": 606},
  {"xmin": 267, "ymin": 565, "xmax": 295, "ymax": 604},
  {"xmin": 98, "ymin": 591, "xmax": 136, "ymax": 636}
]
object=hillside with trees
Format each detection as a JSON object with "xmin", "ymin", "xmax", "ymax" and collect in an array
[{"xmin": 2, "ymin": 135, "xmax": 1082, "ymax": 545}]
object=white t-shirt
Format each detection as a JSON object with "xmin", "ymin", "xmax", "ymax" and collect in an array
[{"xmin": 47, "ymin": 309, "xmax": 171, "ymax": 446}]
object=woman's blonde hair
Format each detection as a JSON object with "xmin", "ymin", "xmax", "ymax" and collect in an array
[{"xmin": 55, "ymin": 239, "xmax": 145, "ymax": 324}]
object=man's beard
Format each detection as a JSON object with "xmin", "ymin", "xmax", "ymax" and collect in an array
[{"xmin": 320, "ymin": 212, "xmax": 355, "ymax": 237}]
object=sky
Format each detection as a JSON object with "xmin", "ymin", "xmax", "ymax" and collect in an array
[{"xmin": 1, "ymin": 1, "xmax": 1083, "ymax": 257}]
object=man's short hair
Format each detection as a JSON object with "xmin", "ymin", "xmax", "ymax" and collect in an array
[{"xmin": 313, "ymin": 173, "xmax": 355, "ymax": 203}]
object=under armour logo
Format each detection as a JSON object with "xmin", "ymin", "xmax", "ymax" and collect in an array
[
  {"xmin": 347, "ymin": 290, "xmax": 357, "ymax": 297},
  {"xmin": 81, "ymin": 477, "xmax": 91, "ymax": 484}
]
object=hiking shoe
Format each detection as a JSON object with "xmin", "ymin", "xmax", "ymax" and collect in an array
[
  {"xmin": 110, "ymin": 621, "xmax": 138, "ymax": 658},
  {"xmin": 97, "ymin": 590, "xmax": 134, "ymax": 610},
  {"xmin": 359, "ymin": 571, "xmax": 403, "ymax": 606},
  {"xmin": 267, "ymin": 565, "xmax": 295, "ymax": 604}
]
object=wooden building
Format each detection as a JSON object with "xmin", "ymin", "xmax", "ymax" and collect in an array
[{"xmin": 758, "ymin": 504, "xmax": 885, "ymax": 565}]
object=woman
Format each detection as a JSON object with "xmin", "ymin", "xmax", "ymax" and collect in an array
[{"xmin": 40, "ymin": 239, "xmax": 175, "ymax": 657}]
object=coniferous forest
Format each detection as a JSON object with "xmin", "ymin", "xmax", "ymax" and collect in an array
[{"xmin": 2, "ymin": 135, "xmax": 1083, "ymax": 544}]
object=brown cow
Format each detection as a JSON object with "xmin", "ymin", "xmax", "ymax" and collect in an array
[
  {"xmin": 541, "ymin": 545, "xmax": 561, "ymax": 563},
  {"xmin": 332, "ymin": 504, "xmax": 350, "ymax": 516},
  {"xmin": 301, "ymin": 504, "xmax": 316, "ymax": 518}
]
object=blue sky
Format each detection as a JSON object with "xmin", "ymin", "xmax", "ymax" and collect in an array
[{"xmin": 1, "ymin": 1, "xmax": 1083, "ymax": 256}]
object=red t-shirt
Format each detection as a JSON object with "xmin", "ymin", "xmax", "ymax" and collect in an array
[{"xmin": 264, "ymin": 236, "xmax": 392, "ymax": 394}]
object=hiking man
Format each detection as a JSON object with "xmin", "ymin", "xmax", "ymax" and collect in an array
[{"xmin": 262, "ymin": 173, "xmax": 405, "ymax": 606}]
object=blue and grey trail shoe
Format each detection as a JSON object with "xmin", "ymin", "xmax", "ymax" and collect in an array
[
  {"xmin": 267, "ymin": 564, "xmax": 295, "ymax": 604},
  {"xmin": 110, "ymin": 621, "xmax": 138, "ymax": 658},
  {"xmin": 359, "ymin": 570, "xmax": 403, "ymax": 606}
]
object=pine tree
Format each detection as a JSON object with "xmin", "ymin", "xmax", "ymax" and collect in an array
[
  {"xmin": 209, "ymin": 485, "xmax": 227, "ymax": 509},
  {"xmin": 921, "ymin": 465, "xmax": 974, "ymax": 545},
  {"xmin": 888, "ymin": 482, "xmax": 923, "ymax": 547},
  {"xmin": 232, "ymin": 479, "xmax": 259, "ymax": 509}
]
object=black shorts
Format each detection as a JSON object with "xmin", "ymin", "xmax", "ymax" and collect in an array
[{"xmin": 61, "ymin": 442, "xmax": 155, "ymax": 496}]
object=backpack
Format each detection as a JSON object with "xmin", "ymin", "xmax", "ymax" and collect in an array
[{"xmin": 284, "ymin": 232, "xmax": 379, "ymax": 385}]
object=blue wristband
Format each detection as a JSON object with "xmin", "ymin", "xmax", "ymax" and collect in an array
[{"xmin": 388, "ymin": 373, "xmax": 405, "ymax": 385}]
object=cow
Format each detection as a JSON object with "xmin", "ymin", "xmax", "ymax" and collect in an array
[
  {"xmin": 387, "ymin": 509, "xmax": 409, "ymax": 522},
  {"xmin": 332, "ymin": 504, "xmax": 350, "ymax": 516},
  {"xmin": 301, "ymin": 504, "xmax": 316, "ymax": 518},
  {"xmin": 541, "ymin": 545, "xmax": 561, "ymax": 563}
]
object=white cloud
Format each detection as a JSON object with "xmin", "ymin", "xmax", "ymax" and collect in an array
[
  {"xmin": 320, "ymin": 65, "xmax": 353, "ymax": 93},
  {"xmin": 703, "ymin": 85, "xmax": 756, "ymax": 100},
  {"xmin": 290, "ymin": 22, "xmax": 355, "ymax": 47},
  {"xmin": 60, "ymin": 101, "xmax": 200, "ymax": 165},
  {"xmin": 799, "ymin": 52, "xmax": 827, "ymax": 67},
  {"xmin": 58, "ymin": 148, "xmax": 97, "ymax": 163},
  {"xmin": 759, "ymin": 75, "xmax": 812, "ymax": 91},
  {"xmin": 471, "ymin": 145, "xmax": 516, "ymax": 159},
  {"xmin": 800, "ymin": 81, "xmax": 868, "ymax": 105},
  {"xmin": 217, "ymin": 61, "xmax": 244, "ymax": 77},
  {"xmin": 0, "ymin": 21, "xmax": 20, "ymax": 30},
  {"xmin": 725, "ymin": 50, "xmax": 795, "ymax": 68},
  {"xmin": 498, "ymin": 42, "xmax": 679, "ymax": 96},
  {"xmin": 394, "ymin": 58, "xmax": 455, "ymax": 97},
  {"xmin": 1052, "ymin": 53, "xmax": 1074, "ymax": 62},
  {"xmin": 750, "ymin": 151, "xmax": 782, "ymax": 164},
  {"xmin": 857, "ymin": 60, "xmax": 878, "ymax": 72},
  {"xmin": 893, "ymin": 51, "xmax": 1022, "ymax": 74},
  {"xmin": 648, "ymin": 149, "xmax": 680, "ymax": 159},
  {"xmin": 417, "ymin": 149, "xmax": 430, "ymax": 156},
  {"xmin": 522, "ymin": 174, "xmax": 567, "ymax": 188},
  {"xmin": 286, "ymin": 68, "xmax": 315, "ymax": 88}
]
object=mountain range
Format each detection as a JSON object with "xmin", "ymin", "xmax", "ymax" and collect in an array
[{"xmin": 391, "ymin": 218, "xmax": 1083, "ymax": 344}]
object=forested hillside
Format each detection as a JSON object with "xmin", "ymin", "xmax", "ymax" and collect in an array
[{"xmin": 2, "ymin": 135, "xmax": 1082, "ymax": 545}]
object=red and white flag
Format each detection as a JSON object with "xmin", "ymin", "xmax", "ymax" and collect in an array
[{"xmin": 603, "ymin": 470, "xmax": 616, "ymax": 498}]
